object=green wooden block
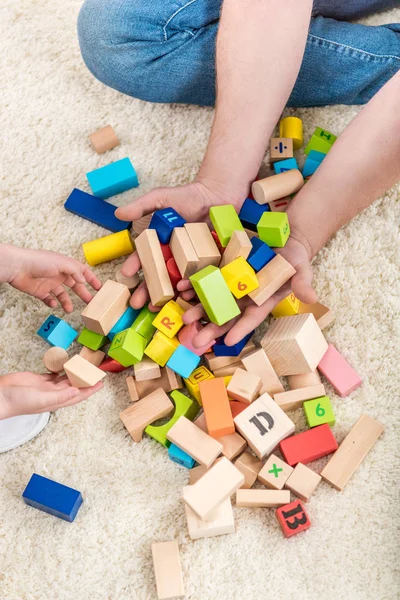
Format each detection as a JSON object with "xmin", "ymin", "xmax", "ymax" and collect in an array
[
  {"xmin": 257, "ymin": 212, "xmax": 290, "ymax": 248},
  {"xmin": 145, "ymin": 390, "xmax": 199, "ymax": 447},
  {"xmin": 314, "ymin": 127, "xmax": 337, "ymax": 145},
  {"xmin": 130, "ymin": 305, "xmax": 156, "ymax": 343},
  {"xmin": 305, "ymin": 127, "xmax": 337, "ymax": 156},
  {"xmin": 189, "ymin": 266, "xmax": 241, "ymax": 326},
  {"xmin": 303, "ymin": 396, "xmax": 335, "ymax": 428},
  {"xmin": 108, "ymin": 328, "xmax": 146, "ymax": 367},
  {"xmin": 209, "ymin": 204, "xmax": 244, "ymax": 247},
  {"xmin": 78, "ymin": 327, "xmax": 107, "ymax": 351}
]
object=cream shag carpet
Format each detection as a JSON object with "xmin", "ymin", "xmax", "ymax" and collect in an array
[{"xmin": 0, "ymin": 2, "xmax": 399, "ymax": 599}]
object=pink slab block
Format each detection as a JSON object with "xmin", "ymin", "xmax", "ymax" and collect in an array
[
  {"xmin": 178, "ymin": 322, "xmax": 215, "ymax": 357},
  {"xmin": 318, "ymin": 344, "xmax": 362, "ymax": 397}
]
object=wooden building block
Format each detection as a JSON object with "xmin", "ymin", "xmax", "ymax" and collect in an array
[
  {"xmin": 241, "ymin": 348, "xmax": 284, "ymax": 396},
  {"xmin": 194, "ymin": 412, "xmax": 246, "ymax": 461},
  {"xmin": 82, "ymin": 229, "xmax": 134, "ymax": 267},
  {"xmin": 298, "ymin": 301, "xmax": 334, "ymax": 330},
  {"xmin": 183, "ymin": 457, "xmax": 244, "ymax": 520},
  {"xmin": 274, "ymin": 384, "xmax": 327, "ymax": 412},
  {"xmin": 257, "ymin": 212, "xmax": 290, "ymax": 248},
  {"xmin": 227, "ymin": 368, "xmax": 262, "ymax": 404},
  {"xmin": 317, "ymin": 343, "xmax": 362, "ymax": 397},
  {"xmin": 236, "ymin": 489, "xmax": 290, "ymax": 508},
  {"xmin": 64, "ymin": 355, "xmax": 106, "ymax": 388},
  {"xmin": 184, "ymin": 365, "xmax": 214, "ymax": 404},
  {"xmin": 152, "ymin": 300, "xmax": 185, "ymax": 339},
  {"xmin": 135, "ymin": 367, "xmax": 182, "ymax": 399},
  {"xmin": 168, "ymin": 444, "xmax": 196, "ymax": 469},
  {"xmin": 170, "ymin": 227, "xmax": 200, "ymax": 278},
  {"xmin": 81, "ymin": 279, "xmax": 130, "ymax": 335},
  {"xmin": 126, "ymin": 376, "xmax": 139, "ymax": 402},
  {"xmin": 213, "ymin": 364, "xmax": 242, "ymax": 377},
  {"xmin": 175, "ymin": 296, "xmax": 194, "ymax": 312},
  {"xmin": 98, "ymin": 358, "xmax": 126, "ymax": 372},
  {"xmin": 179, "ymin": 322, "xmax": 216, "ymax": 357},
  {"xmin": 209, "ymin": 204, "xmax": 244, "ymax": 247},
  {"xmin": 134, "ymin": 358, "xmax": 161, "ymax": 381},
  {"xmin": 120, "ymin": 388, "xmax": 174, "ymax": 443},
  {"xmin": 270, "ymin": 138, "xmax": 294, "ymax": 163},
  {"xmin": 167, "ymin": 416, "xmax": 222, "ymax": 467},
  {"xmin": 89, "ymin": 124, "xmax": 119, "ymax": 154},
  {"xmin": 108, "ymin": 328, "xmax": 146, "ymax": 367},
  {"xmin": 86, "ymin": 157, "xmax": 138, "ymax": 199},
  {"xmin": 219, "ymin": 230, "xmax": 252, "ymax": 268},
  {"xmin": 145, "ymin": 390, "xmax": 199, "ymax": 447},
  {"xmin": 249, "ymin": 255, "xmax": 296, "ymax": 306},
  {"xmin": 78, "ymin": 327, "xmax": 107, "ymax": 351},
  {"xmin": 149, "ymin": 208, "xmax": 186, "ymax": 244},
  {"xmin": 220, "ymin": 257, "xmax": 259, "ymax": 299},
  {"xmin": 321, "ymin": 415, "xmax": 384, "ymax": 491},
  {"xmin": 288, "ymin": 370, "xmax": 321, "ymax": 390},
  {"xmin": 135, "ymin": 229, "xmax": 174, "ymax": 307},
  {"xmin": 204, "ymin": 341, "xmax": 255, "ymax": 371},
  {"xmin": 274, "ymin": 157, "xmax": 298, "ymax": 175},
  {"xmin": 65, "ymin": 188, "xmax": 130, "ymax": 233},
  {"xmin": 261, "ymin": 313, "xmax": 328, "ymax": 376},
  {"xmin": 199, "ymin": 378, "xmax": 235, "ymax": 438},
  {"xmin": 184, "ymin": 222, "xmax": 221, "ymax": 269},
  {"xmin": 115, "ymin": 269, "xmax": 140, "ymax": 290},
  {"xmin": 229, "ymin": 400, "xmax": 249, "ymax": 418},
  {"xmin": 303, "ymin": 395, "xmax": 335, "ymax": 427},
  {"xmin": 166, "ymin": 257, "xmax": 181, "ymax": 289},
  {"xmin": 130, "ymin": 305, "xmax": 157, "ymax": 343},
  {"xmin": 238, "ymin": 198, "xmax": 268, "ymax": 232},
  {"xmin": 183, "ymin": 488, "xmax": 235, "ymax": 540},
  {"xmin": 190, "ymin": 266, "xmax": 240, "ymax": 326},
  {"xmin": 189, "ymin": 465, "xmax": 208, "ymax": 485},
  {"xmin": 166, "ymin": 345, "xmax": 201, "ymax": 379},
  {"xmin": 22, "ymin": 473, "xmax": 83, "ymax": 523},
  {"xmin": 213, "ymin": 331, "xmax": 254, "ymax": 358},
  {"xmin": 251, "ymin": 170, "xmax": 304, "ymax": 205},
  {"xmin": 144, "ymin": 331, "xmax": 180, "ymax": 367},
  {"xmin": 151, "ymin": 540, "xmax": 185, "ymax": 600},
  {"xmin": 279, "ymin": 423, "xmax": 338, "ymax": 466},
  {"xmin": 132, "ymin": 213, "xmax": 152, "ymax": 236},
  {"xmin": 276, "ymin": 500, "xmax": 311, "ymax": 538},
  {"xmin": 43, "ymin": 347, "xmax": 68, "ymax": 373},
  {"xmin": 271, "ymin": 293, "xmax": 299, "ymax": 319},
  {"xmin": 285, "ymin": 463, "xmax": 321, "ymax": 501},
  {"xmin": 258, "ymin": 454, "xmax": 293, "ymax": 490},
  {"xmin": 279, "ymin": 116, "xmax": 303, "ymax": 150},
  {"xmin": 269, "ymin": 197, "xmax": 291, "ymax": 212},
  {"xmin": 79, "ymin": 346, "xmax": 105, "ymax": 367},
  {"xmin": 160, "ymin": 242, "xmax": 174, "ymax": 263},
  {"xmin": 247, "ymin": 237, "xmax": 276, "ymax": 272},
  {"xmin": 37, "ymin": 315, "xmax": 78, "ymax": 349},
  {"xmin": 304, "ymin": 126, "xmax": 337, "ymax": 155},
  {"xmin": 233, "ymin": 451, "xmax": 263, "ymax": 489}
]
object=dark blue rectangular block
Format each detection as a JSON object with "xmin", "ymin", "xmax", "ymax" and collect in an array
[
  {"xmin": 239, "ymin": 198, "xmax": 269, "ymax": 231},
  {"xmin": 149, "ymin": 207, "xmax": 186, "ymax": 244},
  {"xmin": 64, "ymin": 188, "xmax": 131, "ymax": 233},
  {"xmin": 22, "ymin": 474, "xmax": 83, "ymax": 522},
  {"xmin": 247, "ymin": 238, "xmax": 276, "ymax": 272},
  {"xmin": 213, "ymin": 330, "xmax": 255, "ymax": 357}
]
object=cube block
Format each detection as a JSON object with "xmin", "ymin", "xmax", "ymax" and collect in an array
[
  {"xmin": 108, "ymin": 328, "xmax": 146, "ymax": 367},
  {"xmin": 273, "ymin": 158, "xmax": 298, "ymax": 175},
  {"xmin": 247, "ymin": 237, "xmax": 276, "ymax": 272},
  {"xmin": 37, "ymin": 316, "xmax": 78, "ymax": 350},
  {"xmin": 221, "ymin": 256, "xmax": 259, "ymax": 298},
  {"xmin": 152, "ymin": 300, "xmax": 185, "ymax": 339},
  {"xmin": 145, "ymin": 331, "xmax": 180, "ymax": 367},
  {"xmin": 78, "ymin": 327, "xmax": 107, "ymax": 351},
  {"xmin": 276, "ymin": 500, "xmax": 311, "ymax": 538},
  {"xmin": 257, "ymin": 212, "xmax": 290, "ymax": 248},
  {"xmin": 130, "ymin": 305, "xmax": 157, "ymax": 343},
  {"xmin": 166, "ymin": 345, "xmax": 201, "ymax": 379},
  {"xmin": 239, "ymin": 198, "xmax": 269, "ymax": 231},
  {"xmin": 149, "ymin": 207, "xmax": 186, "ymax": 244},
  {"xmin": 303, "ymin": 395, "xmax": 335, "ymax": 428}
]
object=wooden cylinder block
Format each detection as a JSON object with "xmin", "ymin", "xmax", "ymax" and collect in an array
[
  {"xmin": 82, "ymin": 230, "xmax": 134, "ymax": 266},
  {"xmin": 251, "ymin": 170, "xmax": 304, "ymax": 205},
  {"xmin": 43, "ymin": 347, "xmax": 69, "ymax": 373},
  {"xmin": 279, "ymin": 116, "xmax": 303, "ymax": 150},
  {"xmin": 89, "ymin": 125, "xmax": 119, "ymax": 154}
]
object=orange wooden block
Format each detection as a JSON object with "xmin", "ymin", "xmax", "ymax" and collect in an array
[
  {"xmin": 199, "ymin": 378, "xmax": 235, "ymax": 438},
  {"xmin": 194, "ymin": 413, "xmax": 246, "ymax": 461}
]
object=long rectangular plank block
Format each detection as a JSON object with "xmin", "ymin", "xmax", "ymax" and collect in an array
[
  {"xmin": 318, "ymin": 343, "xmax": 362, "ymax": 397},
  {"xmin": 236, "ymin": 489, "xmax": 290, "ymax": 508},
  {"xmin": 249, "ymin": 254, "xmax": 296, "ymax": 306},
  {"xmin": 120, "ymin": 388, "xmax": 174, "ymax": 442},
  {"xmin": 167, "ymin": 416, "xmax": 223, "ymax": 467},
  {"xmin": 81, "ymin": 279, "xmax": 130, "ymax": 335},
  {"xmin": 151, "ymin": 540, "xmax": 185, "ymax": 600},
  {"xmin": 199, "ymin": 377, "xmax": 235, "ymax": 438},
  {"xmin": 273, "ymin": 384, "xmax": 326, "ymax": 412},
  {"xmin": 86, "ymin": 157, "xmax": 139, "ymax": 199},
  {"xmin": 135, "ymin": 229, "xmax": 174, "ymax": 307},
  {"xmin": 184, "ymin": 222, "xmax": 221, "ymax": 269},
  {"xmin": 279, "ymin": 423, "xmax": 338, "ymax": 466},
  {"xmin": 241, "ymin": 348, "xmax": 284, "ymax": 395},
  {"xmin": 170, "ymin": 227, "xmax": 200, "ymax": 278},
  {"xmin": 64, "ymin": 188, "xmax": 131, "ymax": 232}
]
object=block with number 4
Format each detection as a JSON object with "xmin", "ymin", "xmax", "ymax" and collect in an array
[
  {"xmin": 303, "ymin": 395, "xmax": 335, "ymax": 428},
  {"xmin": 276, "ymin": 500, "xmax": 311, "ymax": 538},
  {"xmin": 257, "ymin": 212, "xmax": 290, "ymax": 248},
  {"xmin": 221, "ymin": 257, "xmax": 259, "ymax": 299}
]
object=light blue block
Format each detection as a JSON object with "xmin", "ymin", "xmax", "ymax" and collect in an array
[
  {"xmin": 166, "ymin": 345, "xmax": 200, "ymax": 379},
  {"xmin": 86, "ymin": 157, "xmax": 139, "ymax": 199},
  {"xmin": 37, "ymin": 316, "xmax": 78, "ymax": 349},
  {"xmin": 108, "ymin": 306, "xmax": 140, "ymax": 341},
  {"xmin": 168, "ymin": 444, "xmax": 196, "ymax": 469},
  {"xmin": 303, "ymin": 158, "xmax": 321, "ymax": 178},
  {"xmin": 273, "ymin": 158, "xmax": 299, "ymax": 175},
  {"xmin": 308, "ymin": 150, "xmax": 326, "ymax": 163}
]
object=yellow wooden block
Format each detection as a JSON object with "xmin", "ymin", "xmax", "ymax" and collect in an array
[
  {"xmin": 152, "ymin": 300, "xmax": 185, "ymax": 339},
  {"xmin": 144, "ymin": 331, "xmax": 179, "ymax": 367},
  {"xmin": 220, "ymin": 257, "xmax": 259, "ymax": 299},
  {"xmin": 223, "ymin": 375, "xmax": 233, "ymax": 388},
  {"xmin": 271, "ymin": 293, "xmax": 300, "ymax": 318},
  {"xmin": 279, "ymin": 116, "xmax": 303, "ymax": 150},
  {"xmin": 82, "ymin": 230, "xmax": 134, "ymax": 267},
  {"xmin": 184, "ymin": 366, "xmax": 214, "ymax": 405}
]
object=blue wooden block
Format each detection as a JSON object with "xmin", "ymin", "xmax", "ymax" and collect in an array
[
  {"xmin": 213, "ymin": 330, "xmax": 255, "ymax": 357},
  {"xmin": 64, "ymin": 188, "xmax": 131, "ymax": 233},
  {"xmin": 108, "ymin": 306, "xmax": 140, "ymax": 341},
  {"xmin": 273, "ymin": 158, "xmax": 299, "ymax": 175},
  {"xmin": 37, "ymin": 316, "xmax": 78, "ymax": 349},
  {"xmin": 86, "ymin": 157, "xmax": 139, "ymax": 199},
  {"xmin": 168, "ymin": 444, "xmax": 196, "ymax": 469},
  {"xmin": 166, "ymin": 344, "xmax": 200, "ymax": 379},
  {"xmin": 247, "ymin": 238, "xmax": 276, "ymax": 272},
  {"xmin": 303, "ymin": 158, "xmax": 321, "ymax": 178},
  {"xmin": 22, "ymin": 473, "xmax": 83, "ymax": 522},
  {"xmin": 239, "ymin": 198, "xmax": 270, "ymax": 231},
  {"xmin": 149, "ymin": 208, "xmax": 186, "ymax": 244},
  {"xmin": 308, "ymin": 150, "xmax": 326, "ymax": 163}
]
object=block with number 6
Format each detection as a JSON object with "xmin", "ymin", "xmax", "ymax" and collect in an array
[
  {"xmin": 221, "ymin": 257, "xmax": 259, "ymax": 299},
  {"xmin": 303, "ymin": 395, "xmax": 335, "ymax": 428}
]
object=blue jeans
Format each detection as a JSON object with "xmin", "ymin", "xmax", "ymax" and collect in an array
[{"xmin": 78, "ymin": 0, "xmax": 400, "ymax": 107}]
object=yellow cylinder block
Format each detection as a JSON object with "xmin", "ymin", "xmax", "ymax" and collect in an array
[
  {"xmin": 82, "ymin": 229, "xmax": 134, "ymax": 266},
  {"xmin": 279, "ymin": 116, "xmax": 303, "ymax": 150}
]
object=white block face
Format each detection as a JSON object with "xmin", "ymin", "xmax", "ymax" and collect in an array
[{"xmin": 234, "ymin": 393, "xmax": 295, "ymax": 459}]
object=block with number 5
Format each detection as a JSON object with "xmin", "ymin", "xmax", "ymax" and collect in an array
[
  {"xmin": 276, "ymin": 500, "xmax": 311, "ymax": 538},
  {"xmin": 221, "ymin": 257, "xmax": 259, "ymax": 299}
]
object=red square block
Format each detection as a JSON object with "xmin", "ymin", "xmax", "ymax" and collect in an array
[
  {"xmin": 279, "ymin": 423, "xmax": 338, "ymax": 466},
  {"xmin": 276, "ymin": 500, "xmax": 311, "ymax": 538},
  {"xmin": 318, "ymin": 344, "xmax": 362, "ymax": 397}
]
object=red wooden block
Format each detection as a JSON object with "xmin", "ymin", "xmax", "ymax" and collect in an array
[
  {"xmin": 318, "ymin": 343, "xmax": 362, "ymax": 397},
  {"xmin": 276, "ymin": 500, "xmax": 311, "ymax": 538},
  {"xmin": 229, "ymin": 400, "xmax": 249, "ymax": 418},
  {"xmin": 178, "ymin": 322, "xmax": 215, "ymax": 356},
  {"xmin": 166, "ymin": 257, "xmax": 181, "ymax": 289},
  {"xmin": 211, "ymin": 231, "xmax": 224, "ymax": 255},
  {"xmin": 279, "ymin": 423, "xmax": 338, "ymax": 466},
  {"xmin": 160, "ymin": 243, "xmax": 173, "ymax": 262},
  {"xmin": 99, "ymin": 357, "xmax": 127, "ymax": 373}
]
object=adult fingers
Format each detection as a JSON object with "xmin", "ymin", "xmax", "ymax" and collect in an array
[
  {"xmin": 115, "ymin": 188, "xmax": 170, "ymax": 222},
  {"xmin": 130, "ymin": 280, "xmax": 150, "ymax": 310},
  {"xmin": 120, "ymin": 251, "xmax": 141, "ymax": 277}
]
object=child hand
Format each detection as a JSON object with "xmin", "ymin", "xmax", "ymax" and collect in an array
[{"xmin": 0, "ymin": 372, "xmax": 103, "ymax": 420}]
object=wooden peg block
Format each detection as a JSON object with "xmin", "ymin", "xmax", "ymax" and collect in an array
[
  {"xmin": 251, "ymin": 170, "xmax": 304, "ymax": 205},
  {"xmin": 79, "ymin": 346, "xmax": 105, "ymax": 367},
  {"xmin": 241, "ymin": 348, "xmax": 284, "ymax": 396},
  {"xmin": 190, "ymin": 266, "xmax": 240, "ymax": 327},
  {"xmin": 120, "ymin": 388, "xmax": 174, "ymax": 442},
  {"xmin": 88, "ymin": 124, "xmax": 119, "ymax": 154},
  {"xmin": 184, "ymin": 223, "xmax": 221, "ymax": 269},
  {"xmin": 258, "ymin": 454, "xmax": 293, "ymax": 490},
  {"xmin": 135, "ymin": 367, "xmax": 182, "ymax": 399},
  {"xmin": 82, "ymin": 230, "xmax": 134, "ymax": 266},
  {"xmin": 298, "ymin": 301, "xmax": 334, "ymax": 330},
  {"xmin": 135, "ymin": 229, "xmax": 174, "ymax": 307},
  {"xmin": 43, "ymin": 347, "xmax": 68, "ymax": 373},
  {"xmin": 126, "ymin": 376, "xmax": 139, "ymax": 402},
  {"xmin": 279, "ymin": 423, "xmax": 338, "ymax": 466},
  {"xmin": 167, "ymin": 416, "xmax": 222, "ymax": 467},
  {"xmin": 317, "ymin": 343, "xmax": 362, "ymax": 397},
  {"xmin": 236, "ymin": 489, "xmax": 290, "ymax": 508},
  {"xmin": 261, "ymin": 313, "xmax": 328, "ymax": 376},
  {"xmin": 151, "ymin": 540, "xmax": 185, "ymax": 600},
  {"xmin": 233, "ymin": 451, "xmax": 263, "ymax": 489},
  {"xmin": 63, "ymin": 355, "xmax": 106, "ymax": 388},
  {"xmin": 284, "ymin": 463, "xmax": 321, "ymax": 501},
  {"xmin": 321, "ymin": 415, "xmax": 384, "ymax": 491},
  {"xmin": 199, "ymin": 378, "xmax": 235, "ymax": 438},
  {"xmin": 270, "ymin": 138, "xmax": 294, "ymax": 163},
  {"xmin": 81, "ymin": 279, "xmax": 131, "ymax": 335},
  {"xmin": 273, "ymin": 384, "xmax": 327, "ymax": 412},
  {"xmin": 204, "ymin": 341, "xmax": 255, "ymax": 372},
  {"xmin": 134, "ymin": 358, "xmax": 161, "ymax": 381},
  {"xmin": 249, "ymin": 254, "xmax": 296, "ymax": 307},
  {"xmin": 227, "ymin": 368, "xmax": 262, "ymax": 404},
  {"xmin": 183, "ymin": 488, "xmax": 235, "ymax": 539},
  {"xmin": 287, "ymin": 370, "xmax": 321, "ymax": 390},
  {"xmin": 276, "ymin": 500, "xmax": 311, "ymax": 538},
  {"xmin": 183, "ymin": 457, "xmax": 244, "ymax": 521},
  {"xmin": 170, "ymin": 227, "xmax": 200, "ymax": 278},
  {"xmin": 219, "ymin": 230, "xmax": 252, "ymax": 269},
  {"xmin": 115, "ymin": 269, "xmax": 140, "ymax": 290},
  {"xmin": 234, "ymin": 393, "xmax": 295, "ymax": 459}
]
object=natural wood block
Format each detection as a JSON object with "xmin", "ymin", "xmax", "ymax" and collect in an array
[
  {"xmin": 134, "ymin": 357, "xmax": 161, "ymax": 381},
  {"xmin": 251, "ymin": 170, "xmax": 304, "ymax": 205},
  {"xmin": 175, "ymin": 296, "xmax": 194, "ymax": 312},
  {"xmin": 119, "ymin": 388, "xmax": 174, "ymax": 442},
  {"xmin": 189, "ymin": 465, "xmax": 207, "ymax": 485},
  {"xmin": 126, "ymin": 376, "xmax": 139, "ymax": 402},
  {"xmin": 204, "ymin": 341, "xmax": 255, "ymax": 371},
  {"xmin": 243, "ymin": 228, "xmax": 259, "ymax": 239},
  {"xmin": 132, "ymin": 213, "xmax": 152, "ymax": 236},
  {"xmin": 276, "ymin": 500, "xmax": 311, "ymax": 538},
  {"xmin": 88, "ymin": 124, "xmax": 119, "ymax": 154},
  {"xmin": 321, "ymin": 415, "xmax": 384, "ymax": 491},
  {"xmin": 236, "ymin": 489, "xmax": 291, "ymax": 508},
  {"xmin": 184, "ymin": 223, "xmax": 221, "ymax": 269},
  {"xmin": 183, "ymin": 488, "xmax": 235, "ymax": 539},
  {"xmin": 170, "ymin": 227, "xmax": 200, "ymax": 278},
  {"xmin": 115, "ymin": 269, "xmax": 140, "ymax": 290},
  {"xmin": 194, "ymin": 412, "xmax": 246, "ymax": 461},
  {"xmin": 285, "ymin": 462, "xmax": 321, "ymax": 501},
  {"xmin": 227, "ymin": 367, "xmax": 262, "ymax": 404},
  {"xmin": 288, "ymin": 370, "xmax": 321, "ymax": 390},
  {"xmin": 213, "ymin": 364, "xmax": 242, "ymax": 378},
  {"xmin": 219, "ymin": 230, "xmax": 252, "ymax": 269},
  {"xmin": 279, "ymin": 423, "xmax": 338, "ymax": 466},
  {"xmin": 43, "ymin": 347, "xmax": 68, "ymax": 373},
  {"xmin": 234, "ymin": 451, "xmax": 263, "ymax": 489},
  {"xmin": 81, "ymin": 279, "xmax": 131, "ymax": 335},
  {"xmin": 79, "ymin": 346, "xmax": 105, "ymax": 367},
  {"xmin": 298, "ymin": 300, "xmax": 334, "ymax": 330},
  {"xmin": 63, "ymin": 355, "xmax": 106, "ymax": 388},
  {"xmin": 167, "ymin": 416, "xmax": 222, "ymax": 467},
  {"xmin": 135, "ymin": 367, "xmax": 182, "ymax": 398},
  {"xmin": 317, "ymin": 343, "xmax": 362, "ymax": 397},
  {"xmin": 151, "ymin": 540, "xmax": 185, "ymax": 600},
  {"xmin": 249, "ymin": 255, "xmax": 296, "ymax": 307},
  {"xmin": 135, "ymin": 229, "xmax": 174, "ymax": 307},
  {"xmin": 273, "ymin": 384, "xmax": 326, "ymax": 412},
  {"xmin": 199, "ymin": 378, "xmax": 235, "ymax": 438},
  {"xmin": 241, "ymin": 348, "xmax": 284, "ymax": 396},
  {"xmin": 269, "ymin": 197, "xmax": 291, "ymax": 212},
  {"xmin": 270, "ymin": 138, "xmax": 294, "ymax": 163},
  {"xmin": 261, "ymin": 313, "xmax": 328, "ymax": 376},
  {"xmin": 258, "ymin": 454, "xmax": 293, "ymax": 490}
]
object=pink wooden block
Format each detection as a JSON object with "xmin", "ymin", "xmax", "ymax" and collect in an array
[
  {"xmin": 318, "ymin": 344, "xmax": 362, "ymax": 397},
  {"xmin": 178, "ymin": 322, "xmax": 216, "ymax": 357}
]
